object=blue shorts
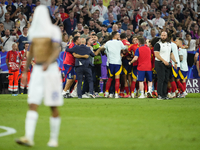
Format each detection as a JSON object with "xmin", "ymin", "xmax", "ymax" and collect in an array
[
  {"xmin": 108, "ymin": 64, "xmax": 122, "ymax": 77},
  {"xmin": 131, "ymin": 66, "xmax": 137, "ymax": 80},
  {"xmin": 172, "ymin": 67, "xmax": 179, "ymax": 78},
  {"xmin": 63, "ymin": 64, "xmax": 75, "ymax": 79},
  {"xmin": 122, "ymin": 59, "xmax": 132, "ymax": 75},
  {"xmin": 137, "ymin": 70, "xmax": 152, "ymax": 82},
  {"xmin": 178, "ymin": 70, "xmax": 188, "ymax": 80},
  {"xmin": 198, "ymin": 56, "xmax": 199, "ymax": 61}
]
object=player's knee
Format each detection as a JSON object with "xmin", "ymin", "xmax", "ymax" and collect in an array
[
  {"xmin": 29, "ymin": 104, "xmax": 38, "ymax": 111},
  {"xmin": 50, "ymin": 107, "xmax": 59, "ymax": 117}
]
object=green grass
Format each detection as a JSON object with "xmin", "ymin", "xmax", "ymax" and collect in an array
[{"xmin": 0, "ymin": 94, "xmax": 200, "ymax": 150}]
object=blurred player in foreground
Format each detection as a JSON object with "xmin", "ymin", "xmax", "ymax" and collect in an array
[{"xmin": 15, "ymin": 5, "xmax": 63, "ymax": 147}]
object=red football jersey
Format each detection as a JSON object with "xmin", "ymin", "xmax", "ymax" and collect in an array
[
  {"xmin": 19, "ymin": 50, "xmax": 30, "ymax": 72},
  {"xmin": 122, "ymin": 39, "xmax": 131, "ymax": 58},
  {"xmin": 128, "ymin": 43, "xmax": 139, "ymax": 66},
  {"xmin": 6, "ymin": 50, "xmax": 20, "ymax": 72},
  {"xmin": 135, "ymin": 45, "xmax": 152, "ymax": 71},
  {"xmin": 63, "ymin": 42, "xmax": 75, "ymax": 69},
  {"xmin": 60, "ymin": 13, "xmax": 69, "ymax": 21}
]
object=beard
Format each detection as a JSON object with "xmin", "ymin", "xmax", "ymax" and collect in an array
[{"xmin": 161, "ymin": 38, "xmax": 167, "ymax": 43}]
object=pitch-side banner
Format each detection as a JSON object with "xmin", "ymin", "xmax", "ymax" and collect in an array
[{"xmin": 186, "ymin": 79, "xmax": 200, "ymax": 93}]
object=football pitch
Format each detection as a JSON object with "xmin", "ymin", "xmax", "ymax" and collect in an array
[{"xmin": 0, "ymin": 94, "xmax": 200, "ymax": 150}]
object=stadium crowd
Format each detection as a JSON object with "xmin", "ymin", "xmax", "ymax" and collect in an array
[{"xmin": 1, "ymin": 0, "xmax": 200, "ymax": 99}]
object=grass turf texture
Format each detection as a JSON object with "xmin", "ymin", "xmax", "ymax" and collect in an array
[{"xmin": 0, "ymin": 94, "xmax": 200, "ymax": 150}]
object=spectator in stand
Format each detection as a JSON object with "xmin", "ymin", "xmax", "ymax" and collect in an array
[
  {"xmin": 150, "ymin": 2, "xmax": 157, "ymax": 12},
  {"xmin": 63, "ymin": 11, "xmax": 77, "ymax": 35},
  {"xmin": 3, "ymin": 13, "xmax": 14, "ymax": 30},
  {"xmin": 27, "ymin": 0, "xmax": 35, "ymax": 12},
  {"xmin": 117, "ymin": 7, "xmax": 127, "ymax": 22},
  {"xmin": 177, "ymin": 23, "xmax": 186, "ymax": 39},
  {"xmin": 138, "ymin": 1, "xmax": 146, "ymax": 17},
  {"xmin": 59, "ymin": 5, "xmax": 69, "ymax": 22},
  {"xmin": 80, "ymin": 6, "xmax": 91, "ymax": 25},
  {"xmin": 152, "ymin": 10, "xmax": 165, "ymax": 28},
  {"xmin": 188, "ymin": 23, "xmax": 200, "ymax": 40},
  {"xmin": 74, "ymin": 0, "xmax": 83, "ymax": 14},
  {"xmin": 144, "ymin": 0, "xmax": 150, "ymax": 11},
  {"xmin": 182, "ymin": 1, "xmax": 196, "ymax": 21},
  {"xmin": 53, "ymin": 12, "xmax": 62, "ymax": 25},
  {"xmin": 126, "ymin": 29, "xmax": 133, "ymax": 44},
  {"xmin": 161, "ymin": 5, "xmax": 168, "ymax": 21},
  {"xmin": 7, "ymin": 0, "xmax": 16, "ymax": 14},
  {"xmin": 88, "ymin": 19, "xmax": 97, "ymax": 32},
  {"xmin": 15, "ymin": 12, "xmax": 28, "ymax": 31},
  {"xmin": 126, "ymin": 1, "xmax": 134, "ymax": 18},
  {"xmin": 91, "ymin": 0, "xmax": 107, "ymax": 22},
  {"xmin": 6, "ymin": 43, "xmax": 20, "ymax": 94},
  {"xmin": 2, "ymin": 29, "xmax": 18, "ymax": 52},
  {"xmin": 148, "ymin": 9, "xmax": 156, "ymax": 20},
  {"xmin": 97, "ymin": 24, "xmax": 109, "ymax": 44},
  {"xmin": 62, "ymin": 0, "xmax": 76, "ymax": 14},
  {"xmin": 80, "ymin": 26, "xmax": 89, "ymax": 38},
  {"xmin": 103, "ymin": 5, "xmax": 117, "ymax": 21},
  {"xmin": 17, "ymin": 26, "xmax": 28, "ymax": 51},
  {"xmin": 113, "ymin": 0, "xmax": 121, "ymax": 15},
  {"xmin": 112, "ymin": 24, "xmax": 118, "ymax": 32},
  {"xmin": 121, "ymin": 16, "xmax": 130, "ymax": 31},
  {"xmin": 138, "ymin": 11, "xmax": 153, "ymax": 28},
  {"xmin": 166, "ymin": 10, "xmax": 179, "ymax": 27},
  {"xmin": 20, "ymin": 0, "xmax": 31, "ymax": 20},
  {"xmin": 76, "ymin": 22, "xmax": 83, "ymax": 34},
  {"xmin": 91, "ymin": 12, "xmax": 99, "ymax": 23},
  {"xmin": 48, "ymin": 0, "xmax": 58, "ymax": 17},
  {"xmin": 103, "ymin": 13, "xmax": 116, "ymax": 33},
  {"xmin": 61, "ymin": 33, "xmax": 69, "ymax": 52},
  {"xmin": 14, "ymin": 0, "xmax": 22, "ymax": 9},
  {"xmin": 116, "ymin": 21, "xmax": 124, "ymax": 33},
  {"xmin": 174, "ymin": 4, "xmax": 184, "ymax": 24},
  {"xmin": 0, "ymin": 1, "xmax": 7, "ymax": 23},
  {"xmin": 147, "ymin": 28, "xmax": 157, "ymax": 40}
]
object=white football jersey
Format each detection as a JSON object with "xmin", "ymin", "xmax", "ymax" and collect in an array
[
  {"xmin": 171, "ymin": 42, "xmax": 180, "ymax": 67},
  {"xmin": 179, "ymin": 48, "xmax": 188, "ymax": 71}
]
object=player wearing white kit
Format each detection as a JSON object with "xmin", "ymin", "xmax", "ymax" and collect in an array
[
  {"xmin": 177, "ymin": 38, "xmax": 188, "ymax": 98},
  {"xmin": 101, "ymin": 31, "xmax": 127, "ymax": 98},
  {"xmin": 15, "ymin": 6, "xmax": 63, "ymax": 147},
  {"xmin": 170, "ymin": 35, "xmax": 181, "ymax": 98}
]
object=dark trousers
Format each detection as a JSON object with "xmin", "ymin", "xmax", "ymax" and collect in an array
[
  {"xmin": 93, "ymin": 64, "xmax": 101, "ymax": 93},
  {"xmin": 155, "ymin": 61, "xmax": 170, "ymax": 97},
  {"xmin": 76, "ymin": 66, "xmax": 93, "ymax": 98}
]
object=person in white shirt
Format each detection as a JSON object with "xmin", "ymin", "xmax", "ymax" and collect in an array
[
  {"xmin": 170, "ymin": 35, "xmax": 181, "ymax": 98},
  {"xmin": 99, "ymin": 31, "xmax": 127, "ymax": 98},
  {"xmin": 2, "ymin": 29, "xmax": 18, "ymax": 52},
  {"xmin": 152, "ymin": 10, "xmax": 165, "ymax": 28},
  {"xmin": 177, "ymin": 37, "xmax": 188, "ymax": 98},
  {"xmin": 91, "ymin": 0, "xmax": 108, "ymax": 22},
  {"xmin": 0, "ymin": 3, "xmax": 6, "ymax": 23}
]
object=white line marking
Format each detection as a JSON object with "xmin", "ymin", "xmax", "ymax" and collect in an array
[{"xmin": 0, "ymin": 126, "xmax": 17, "ymax": 137}]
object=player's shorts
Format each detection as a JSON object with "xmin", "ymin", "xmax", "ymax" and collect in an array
[
  {"xmin": 137, "ymin": 70, "xmax": 152, "ymax": 82},
  {"xmin": 63, "ymin": 64, "xmax": 75, "ymax": 79},
  {"xmin": 108, "ymin": 64, "xmax": 122, "ymax": 77},
  {"xmin": 28, "ymin": 62, "xmax": 63, "ymax": 106},
  {"xmin": 152, "ymin": 67, "xmax": 157, "ymax": 79},
  {"xmin": 172, "ymin": 67, "xmax": 179, "ymax": 78},
  {"xmin": 122, "ymin": 59, "xmax": 132, "ymax": 75},
  {"xmin": 178, "ymin": 70, "xmax": 188, "ymax": 80},
  {"xmin": 131, "ymin": 66, "xmax": 137, "ymax": 80},
  {"xmin": 197, "ymin": 56, "xmax": 199, "ymax": 61}
]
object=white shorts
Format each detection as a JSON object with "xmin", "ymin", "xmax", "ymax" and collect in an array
[{"xmin": 28, "ymin": 62, "xmax": 63, "ymax": 106}]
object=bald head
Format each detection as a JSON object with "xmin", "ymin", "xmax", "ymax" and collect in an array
[{"xmin": 81, "ymin": 38, "xmax": 86, "ymax": 44}]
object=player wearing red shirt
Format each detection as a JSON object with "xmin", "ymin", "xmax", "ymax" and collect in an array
[
  {"xmin": 19, "ymin": 43, "xmax": 31, "ymax": 93},
  {"xmin": 128, "ymin": 36, "xmax": 139, "ymax": 98},
  {"xmin": 62, "ymin": 31, "xmax": 80, "ymax": 98},
  {"xmin": 129, "ymin": 37, "xmax": 153, "ymax": 98},
  {"xmin": 6, "ymin": 43, "xmax": 20, "ymax": 94},
  {"xmin": 120, "ymin": 33, "xmax": 131, "ymax": 97}
]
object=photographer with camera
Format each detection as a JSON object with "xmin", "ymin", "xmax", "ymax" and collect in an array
[{"xmin": 154, "ymin": 31, "xmax": 177, "ymax": 100}]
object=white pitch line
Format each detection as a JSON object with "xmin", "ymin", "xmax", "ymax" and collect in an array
[{"xmin": 0, "ymin": 126, "xmax": 16, "ymax": 137}]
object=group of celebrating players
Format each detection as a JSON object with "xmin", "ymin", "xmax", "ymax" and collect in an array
[{"xmin": 61, "ymin": 30, "xmax": 190, "ymax": 99}]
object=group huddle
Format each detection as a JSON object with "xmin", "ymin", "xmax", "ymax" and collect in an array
[{"xmin": 61, "ymin": 30, "xmax": 189, "ymax": 100}]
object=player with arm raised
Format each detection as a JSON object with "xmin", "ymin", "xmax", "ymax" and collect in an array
[{"xmin": 15, "ymin": 5, "xmax": 63, "ymax": 147}]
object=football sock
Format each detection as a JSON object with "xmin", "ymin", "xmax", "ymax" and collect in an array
[
  {"xmin": 168, "ymin": 87, "xmax": 172, "ymax": 93},
  {"xmin": 105, "ymin": 78, "xmax": 113, "ymax": 92},
  {"xmin": 49, "ymin": 117, "xmax": 61, "ymax": 142},
  {"xmin": 182, "ymin": 82, "xmax": 186, "ymax": 91},
  {"xmin": 131, "ymin": 81, "xmax": 136, "ymax": 93},
  {"xmin": 154, "ymin": 82, "xmax": 157, "ymax": 91},
  {"xmin": 171, "ymin": 81, "xmax": 177, "ymax": 92},
  {"xmin": 177, "ymin": 81, "xmax": 184, "ymax": 92},
  {"xmin": 148, "ymin": 86, "xmax": 152, "ymax": 93},
  {"xmin": 115, "ymin": 79, "xmax": 120, "ymax": 93},
  {"xmin": 25, "ymin": 110, "xmax": 38, "ymax": 142},
  {"xmin": 125, "ymin": 86, "xmax": 130, "ymax": 95},
  {"xmin": 141, "ymin": 91, "xmax": 144, "ymax": 96},
  {"xmin": 144, "ymin": 82, "xmax": 147, "ymax": 92}
]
